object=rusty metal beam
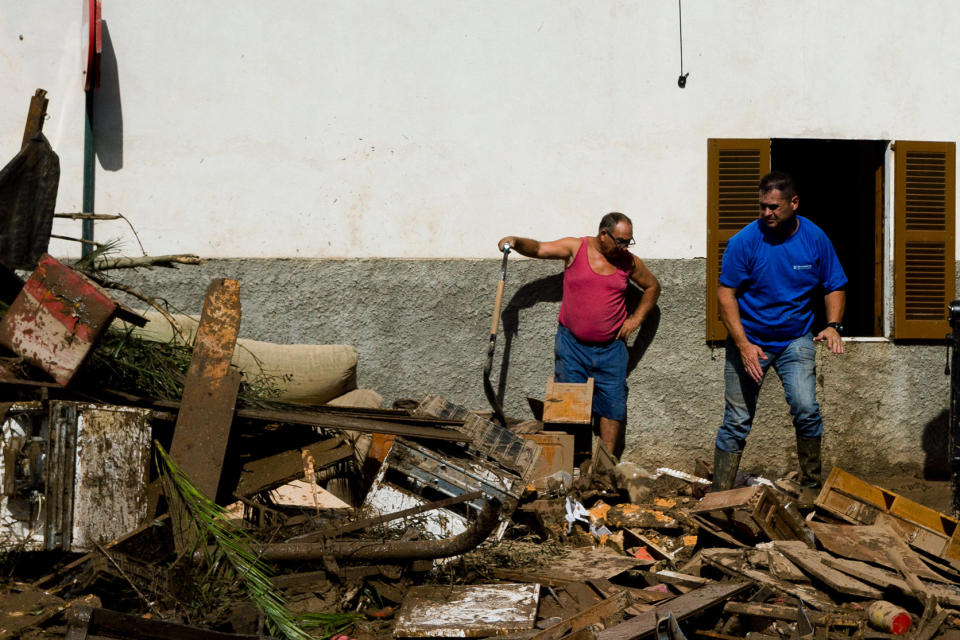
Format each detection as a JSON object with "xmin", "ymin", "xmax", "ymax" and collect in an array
[{"xmin": 257, "ymin": 498, "xmax": 500, "ymax": 563}]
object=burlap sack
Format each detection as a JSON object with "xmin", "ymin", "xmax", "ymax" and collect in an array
[{"xmin": 125, "ymin": 311, "xmax": 363, "ymax": 405}]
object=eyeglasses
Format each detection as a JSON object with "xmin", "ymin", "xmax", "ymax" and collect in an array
[{"xmin": 605, "ymin": 230, "xmax": 635, "ymax": 247}]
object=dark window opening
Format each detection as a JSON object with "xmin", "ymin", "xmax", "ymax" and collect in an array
[{"xmin": 771, "ymin": 139, "xmax": 889, "ymax": 337}]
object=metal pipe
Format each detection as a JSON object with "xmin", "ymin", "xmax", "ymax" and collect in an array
[{"xmin": 82, "ymin": 90, "xmax": 95, "ymax": 257}]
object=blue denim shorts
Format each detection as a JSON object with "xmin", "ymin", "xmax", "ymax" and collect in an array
[{"xmin": 554, "ymin": 324, "xmax": 628, "ymax": 421}]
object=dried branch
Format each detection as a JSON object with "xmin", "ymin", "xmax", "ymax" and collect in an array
[
  {"xmin": 91, "ymin": 254, "xmax": 203, "ymax": 271},
  {"xmin": 54, "ymin": 213, "xmax": 122, "ymax": 220},
  {"xmin": 91, "ymin": 278, "xmax": 184, "ymax": 338}
]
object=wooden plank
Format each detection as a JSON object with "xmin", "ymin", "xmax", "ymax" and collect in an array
[
  {"xmin": 766, "ymin": 547, "xmax": 809, "ymax": 582},
  {"xmin": 654, "ymin": 571, "xmax": 714, "ymax": 590},
  {"xmin": 21, "ymin": 88, "xmax": 48, "ymax": 149},
  {"xmin": 690, "ymin": 486, "xmax": 761, "ymax": 514},
  {"xmin": 236, "ymin": 406, "xmax": 470, "ymax": 441},
  {"xmin": 701, "ymin": 549, "xmax": 836, "ymax": 611},
  {"xmin": 772, "ymin": 541, "xmax": 883, "ymax": 599},
  {"xmin": 722, "ymin": 602, "xmax": 861, "ymax": 627},
  {"xmin": 531, "ymin": 591, "xmax": 629, "ymax": 640},
  {"xmin": 168, "ymin": 279, "xmax": 242, "ymax": 500},
  {"xmin": 596, "ymin": 581, "xmax": 752, "ymax": 640},
  {"xmin": 564, "ymin": 582, "xmax": 602, "ymax": 609},
  {"xmin": 807, "ymin": 521, "xmax": 947, "ymax": 582},
  {"xmin": 393, "ymin": 583, "xmax": 540, "ymax": 638},
  {"xmin": 235, "ymin": 437, "xmax": 352, "ymax": 496},
  {"xmin": 543, "ymin": 378, "xmax": 594, "ymax": 424},
  {"xmin": 491, "ymin": 547, "xmax": 651, "ymax": 585},
  {"xmin": 521, "ymin": 432, "xmax": 575, "ymax": 480}
]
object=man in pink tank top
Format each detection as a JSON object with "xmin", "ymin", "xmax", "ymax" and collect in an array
[{"xmin": 499, "ymin": 213, "xmax": 661, "ymax": 457}]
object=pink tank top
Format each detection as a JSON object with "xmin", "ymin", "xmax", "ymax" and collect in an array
[{"xmin": 558, "ymin": 237, "xmax": 630, "ymax": 343}]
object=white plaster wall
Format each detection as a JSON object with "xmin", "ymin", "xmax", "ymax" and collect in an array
[{"xmin": 2, "ymin": 1, "xmax": 959, "ymax": 259}]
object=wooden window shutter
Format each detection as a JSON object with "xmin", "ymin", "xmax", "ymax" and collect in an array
[
  {"xmin": 706, "ymin": 139, "xmax": 770, "ymax": 341},
  {"xmin": 894, "ymin": 140, "xmax": 956, "ymax": 339}
]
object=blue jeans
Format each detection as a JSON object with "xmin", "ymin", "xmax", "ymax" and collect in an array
[
  {"xmin": 554, "ymin": 325, "xmax": 628, "ymax": 421},
  {"xmin": 716, "ymin": 333, "xmax": 823, "ymax": 453}
]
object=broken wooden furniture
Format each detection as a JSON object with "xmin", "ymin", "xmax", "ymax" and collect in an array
[
  {"xmin": 363, "ymin": 394, "xmax": 540, "ymax": 539},
  {"xmin": 543, "ymin": 377, "xmax": 594, "ymax": 465},
  {"xmin": 690, "ymin": 485, "xmax": 813, "ymax": 547},
  {"xmin": 815, "ymin": 467, "xmax": 960, "ymax": 568},
  {"xmin": 0, "ymin": 254, "xmax": 145, "ymax": 386}
]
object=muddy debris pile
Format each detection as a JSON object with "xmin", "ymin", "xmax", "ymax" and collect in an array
[{"xmin": 2, "ymin": 262, "xmax": 960, "ymax": 639}]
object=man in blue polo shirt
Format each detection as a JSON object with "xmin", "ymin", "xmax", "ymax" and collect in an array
[{"xmin": 713, "ymin": 171, "xmax": 847, "ymax": 501}]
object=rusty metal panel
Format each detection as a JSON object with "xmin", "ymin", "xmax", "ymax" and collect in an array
[
  {"xmin": 0, "ymin": 402, "xmax": 48, "ymax": 550},
  {"xmin": 168, "ymin": 279, "xmax": 241, "ymax": 501},
  {"xmin": 0, "ymin": 255, "xmax": 116, "ymax": 385},
  {"xmin": 0, "ymin": 401, "xmax": 150, "ymax": 552},
  {"xmin": 393, "ymin": 583, "xmax": 540, "ymax": 638},
  {"xmin": 543, "ymin": 377, "xmax": 594, "ymax": 424}
]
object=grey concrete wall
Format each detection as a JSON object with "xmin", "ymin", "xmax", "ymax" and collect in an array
[{"xmin": 114, "ymin": 258, "xmax": 950, "ymax": 484}]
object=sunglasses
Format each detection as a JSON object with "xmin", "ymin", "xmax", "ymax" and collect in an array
[{"xmin": 605, "ymin": 230, "xmax": 635, "ymax": 247}]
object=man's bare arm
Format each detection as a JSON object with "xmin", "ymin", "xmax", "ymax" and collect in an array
[
  {"xmin": 718, "ymin": 284, "xmax": 766, "ymax": 383},
  {"xmin": 617, "ymin": 258, "xmax": 661, "ymax": 340},
  {"xmin": 498, "ymin": 236, "xmax": 579, "ymax": 263}
]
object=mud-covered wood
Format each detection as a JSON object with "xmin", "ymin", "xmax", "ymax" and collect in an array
[
  {"xmin": 543, "ymin": 377, "xmax": 594, "ymax": 424},
  {"xmin": 393, "ymin": 583, "xmax": 540, "ymax": 638},
  {"xmin": 597, "ymin": 581, "xmax": 752, "ymax": 640},
  {"xmin": 235, "ymin": 437, "xmax": 353, "ymax": 496},
  {"xmin": 531, "ymin": 590, "xmax": 629, "ymax": 640},
  {"xmin": 772, "ymin": 541, "xmax": 883, "ymax": 598},
  {"xmin": 722, "ymin": 601, "xmax": 861, "ymax": 626},
  {"xmin": 168, "ymin": 279, "xmax": 242, "ymax": 502}
]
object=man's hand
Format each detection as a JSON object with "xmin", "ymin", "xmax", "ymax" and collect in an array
[
  {"xmin": 738, "ymin": 342, "xmax": 768, "ymax": 383},
  {"xmin": 617, "ymin": 316, "xmax": 642, "ymax": 341},
  {"xmin": 814, "ymin": 327, "xmax": 844, "ymax": 354},
  {"xmin": 498, "ymin": 237, "xmax": 517, "ymax": 252}
]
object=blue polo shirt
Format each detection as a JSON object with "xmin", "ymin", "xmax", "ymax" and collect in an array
[{"xmin": 719, "ymin": 216, "xmax": 847, "ymax": 352}]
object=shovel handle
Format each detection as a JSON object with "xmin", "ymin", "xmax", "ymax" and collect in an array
[{"xmin": 489, "ymin": 244, "xmax": 510, "ymax": 336}]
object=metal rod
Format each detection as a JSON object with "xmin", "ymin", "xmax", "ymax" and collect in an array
[{"xmin": 82, "ymin": 90, "xmax": 95, "ymax": 257}]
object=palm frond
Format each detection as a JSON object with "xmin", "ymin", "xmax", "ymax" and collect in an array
[{"xmin": 156, "ymin": 443, "xmax": 314, "ymax": 640}]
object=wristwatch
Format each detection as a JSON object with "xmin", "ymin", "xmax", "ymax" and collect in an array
[{"xmin": 826, "ymin": 322, "xmax": 844, "ymax": 335}]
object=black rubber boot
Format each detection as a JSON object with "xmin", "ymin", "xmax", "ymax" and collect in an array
[
  {"xmin": 796, "ymin": 436, "xmax": 822, "ymax": 506},
  {"xmin": 712, "ymin": 447, "xmax": 742, "ymax": 492}
]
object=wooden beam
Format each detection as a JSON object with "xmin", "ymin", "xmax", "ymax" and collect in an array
[
  {"xmin": 597, "ymin": 581, "xmax": 752, "ymax": 640},
  {"xmin": 21, "ymin": 89, "xmax": 48, "ymax": 150}
]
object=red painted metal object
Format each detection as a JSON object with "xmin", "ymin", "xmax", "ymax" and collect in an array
[{"xmin": 0, "ymin": 254, "xmax": 117, "ymax": 385}]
